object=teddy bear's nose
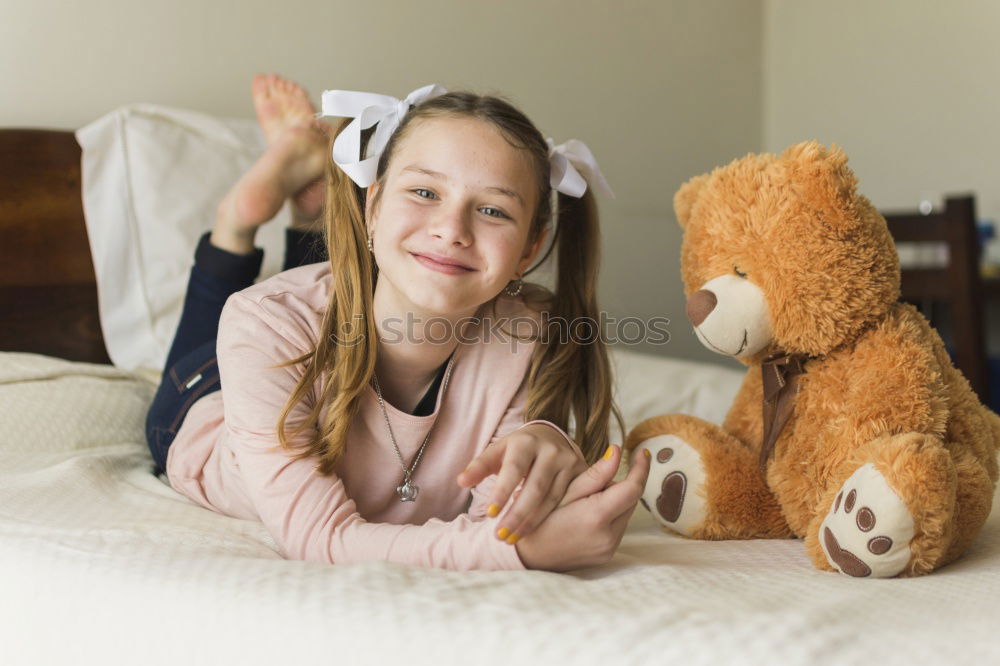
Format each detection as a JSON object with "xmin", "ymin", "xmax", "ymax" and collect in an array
[{"xmin": 686, "ymin": 289, "xmax": 717, "ymax": 327}]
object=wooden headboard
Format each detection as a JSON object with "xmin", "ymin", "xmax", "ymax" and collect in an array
[{"xmin": 0, "ymin": 129, "xmax": 111, "ymax": 364}]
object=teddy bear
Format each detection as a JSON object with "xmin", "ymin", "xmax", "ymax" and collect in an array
[{"xmin": 625, "ymin": 141, "xmax": 1000, "ymax": 577}]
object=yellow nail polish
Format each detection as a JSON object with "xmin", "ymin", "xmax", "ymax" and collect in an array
[
  {"xmin": 506, "ymin": 533, "xmax": 520, "ymax": 545},
  {"xmin": 497, "ymin": 527, "xmax": 510, "ymax": 540},
  {"xmin": 643, "ymin": 448, "xmax": 651, "ymax": 458},
  {"xmin": 603, "ymin": 445, "xmax": 614, "ymax": 460},
  {"xmin": 487, "ymin": 504, "xmax": 500, "ymax": 518}
]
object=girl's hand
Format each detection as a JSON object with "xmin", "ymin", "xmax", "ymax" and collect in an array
[
  {"xmin": 456, "ymin": 423, "xmax": 588, "ymax": 542},
  {"xmin": 514, "ymin": 444, "xmax": 651, "ymax": 572}
]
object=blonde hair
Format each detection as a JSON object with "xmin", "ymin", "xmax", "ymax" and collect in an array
[{"xmin": 273, "ymin": 92, "xmax": 623, "ymax": 474}]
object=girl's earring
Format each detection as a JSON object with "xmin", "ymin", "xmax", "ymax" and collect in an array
[
  {"xmin": 503, "ymin": 277, "xmax": 523, "ymax": 297},
  {"xmin": 367, "ymin": 236, "xmax": 374, "ymax": 253}
]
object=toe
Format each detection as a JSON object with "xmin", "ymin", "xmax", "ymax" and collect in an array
[{"xmin": 252, "ymin": 74, "xmax": 268, "ymax": 96}]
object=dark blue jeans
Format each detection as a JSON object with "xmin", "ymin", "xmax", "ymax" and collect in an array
[{"xmin": 145, "ymin": 228, "xmax": 327, "ymax": 477}]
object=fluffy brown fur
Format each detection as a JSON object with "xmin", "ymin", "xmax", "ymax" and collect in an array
[{"xmin": 626, "ymin": 141, "xmax": 1000, "ymax": 576}]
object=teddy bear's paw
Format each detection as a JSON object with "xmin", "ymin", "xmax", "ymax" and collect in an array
[
  {"xmin": 634, "ymin": 434, "xmax": 707, "ymax": 536},
  {"xmin": 819, "ymin": 463, "xmax": 915, "ymax": 578}
]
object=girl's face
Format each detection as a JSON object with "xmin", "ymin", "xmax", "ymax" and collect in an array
[{"xmin": 366, "ymin": 115, "xmax": 546, "ymax": 318}]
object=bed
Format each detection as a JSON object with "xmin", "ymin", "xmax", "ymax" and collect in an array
[{"xmin": 2, "ymin": 114, "xmax": 999, "ymax": 666}]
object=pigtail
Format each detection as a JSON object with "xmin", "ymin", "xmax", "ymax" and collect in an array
[
  {"xmin": 274, "ymin": 119, "xmax": 379, "ymax": 476},
  {"xmin": 523, "ymin": 189, "xmax": 625, "ymax": 464}
]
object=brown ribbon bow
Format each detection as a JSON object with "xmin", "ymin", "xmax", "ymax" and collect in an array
[{"xmin": 759, "ymin": 352, "xmax": 810, "ymax": 472}]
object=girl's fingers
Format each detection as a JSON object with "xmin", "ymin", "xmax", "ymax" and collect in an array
[
  {"xmin": 609, "ymin": 504, "xmax": 634, "ymax": 535},
  {"xmin": 456, "ymin": 441, "xmax": 506, "ymax": 489},
  {"xmin": 484, "ymin": 445, "xmax": 534, "ymax": 520},
  {"xmin": 500, "ymin": 468, "xmax": 573, "ymax": 541},
  {"xmin": 608, "ymin": 453, "xmax": 649, "ymax": 525},
  {"xmin": 597, "ymin": 446, "xmax": 651, "ymax": 515},
  {"xmin": 559, "ymin": 444, "xmax": 621, "ymax": 507},
  {"xmin": 493, "ymin": 451, "xmax": 560, "ymax": 540},
  {"xmin": 602, "ymin": 502, "xmax": 639, "ymax": 560}
]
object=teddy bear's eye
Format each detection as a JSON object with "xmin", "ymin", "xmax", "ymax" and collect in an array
[{"xmin": 734, "ymin": 266, "xmax": 748, "ymax": 279}]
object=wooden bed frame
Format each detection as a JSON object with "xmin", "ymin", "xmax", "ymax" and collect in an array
[{"xmin": 0, "ymin": 129, "xmax": 111, "ymax": 364}]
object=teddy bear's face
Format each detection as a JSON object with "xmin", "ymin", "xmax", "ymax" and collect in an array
[{"xmin": 674, "ymin": 141, "xmax": 900, "ymax": 361}]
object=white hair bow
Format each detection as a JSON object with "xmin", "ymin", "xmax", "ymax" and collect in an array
[
  {"xmin": 547, "ymin": 138, "xmax": 615, "ymax": 199},
  {"xmin": 317, "ymin": 85, "xmax": 614, "ymax": 200},
  {"xmin": 318, "ymin": 84, "xmax": 448, "ymax": 187}
]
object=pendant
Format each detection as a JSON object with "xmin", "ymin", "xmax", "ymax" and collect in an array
[{"xmin": 397, "ymin": 481, "xmax": 419, "ymax": 502}]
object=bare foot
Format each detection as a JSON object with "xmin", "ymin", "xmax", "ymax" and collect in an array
[
  {"xmin": 252, "ymin": 73, "xmax": 318, "ymax": 143},
  {"xmin": 251, "ymin": 73, "xmax": 329, "ymax": 224},
  {"xmin": 234, "ymin": 127, "xmax": 327, "ymax": 225}
]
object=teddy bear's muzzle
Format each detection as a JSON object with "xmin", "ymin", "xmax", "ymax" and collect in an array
[{"xmin": 688, "ymin": 275, "xmax": 774, "ymax": 358}]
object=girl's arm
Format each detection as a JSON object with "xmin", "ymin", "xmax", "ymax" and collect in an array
[{"xmin": 217, "ymin": 293, "xmax": 529, "ymax": 571}]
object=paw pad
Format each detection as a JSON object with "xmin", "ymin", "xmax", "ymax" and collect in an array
[
  {"xmin": 819, "ymin": 464, "xmax": 914, "ymax": 578},
  {"xmin": 856, "ymin": 506, "xmax": 875, "ymax": 532},
  {"xmin": 867, "ymin": 536, "xmax": 892, "ymax": 555},
  {"xmin": 635, "ymin": 435, "xmax": 707, "ymax": 536},
  {"xmin": 657, "ymin": 470, "xmax": 687, "ymax": 522}
]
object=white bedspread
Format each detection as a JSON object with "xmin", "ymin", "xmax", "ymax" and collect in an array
[{"xmin": 1, "ymin": 349, "xmax": 997, "ymax": 666}]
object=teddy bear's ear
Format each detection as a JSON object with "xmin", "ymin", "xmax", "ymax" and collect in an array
[
  {"xmin": 781, "ymin": 141, "xmax": 860, "ymax": 236},
  {"xmin": 673, "ymin": 173, "xmax": 710, "ymax": 229}
]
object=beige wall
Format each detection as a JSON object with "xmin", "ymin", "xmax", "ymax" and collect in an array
[
  {"xmin": 764, "ymin": 0, "xmax": 1000, "ymax": 225},
  {"xmin": 1, "ymin": 0, "xmax": 764, "ymax": 365}
]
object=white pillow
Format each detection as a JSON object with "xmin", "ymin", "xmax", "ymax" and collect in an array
[
  {"xmin": 76, "ymin": 104, "xmax": 292, "ymax": 374},
  {"xmin": 609, "ymin": 346, "xmax": 744, "ymax": 430}
]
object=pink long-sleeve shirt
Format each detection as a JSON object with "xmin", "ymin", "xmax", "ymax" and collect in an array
[{"xmin": 165, "ymin": 261, "xmax": 575, "ymax": 571}]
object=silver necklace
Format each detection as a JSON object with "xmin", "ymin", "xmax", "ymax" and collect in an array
[{"xmin": 371, "ymin": 354, "xmax": 456, "ymax": 502}]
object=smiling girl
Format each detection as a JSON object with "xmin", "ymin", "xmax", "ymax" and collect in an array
[{"xmin": 144, "ymin": 74, "xmax": 650, "ymax": 571}]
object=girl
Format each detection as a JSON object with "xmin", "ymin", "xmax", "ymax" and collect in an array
[{"xmin": 145, "ymin": 74, "xmax": 650, "ymax": 572}]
